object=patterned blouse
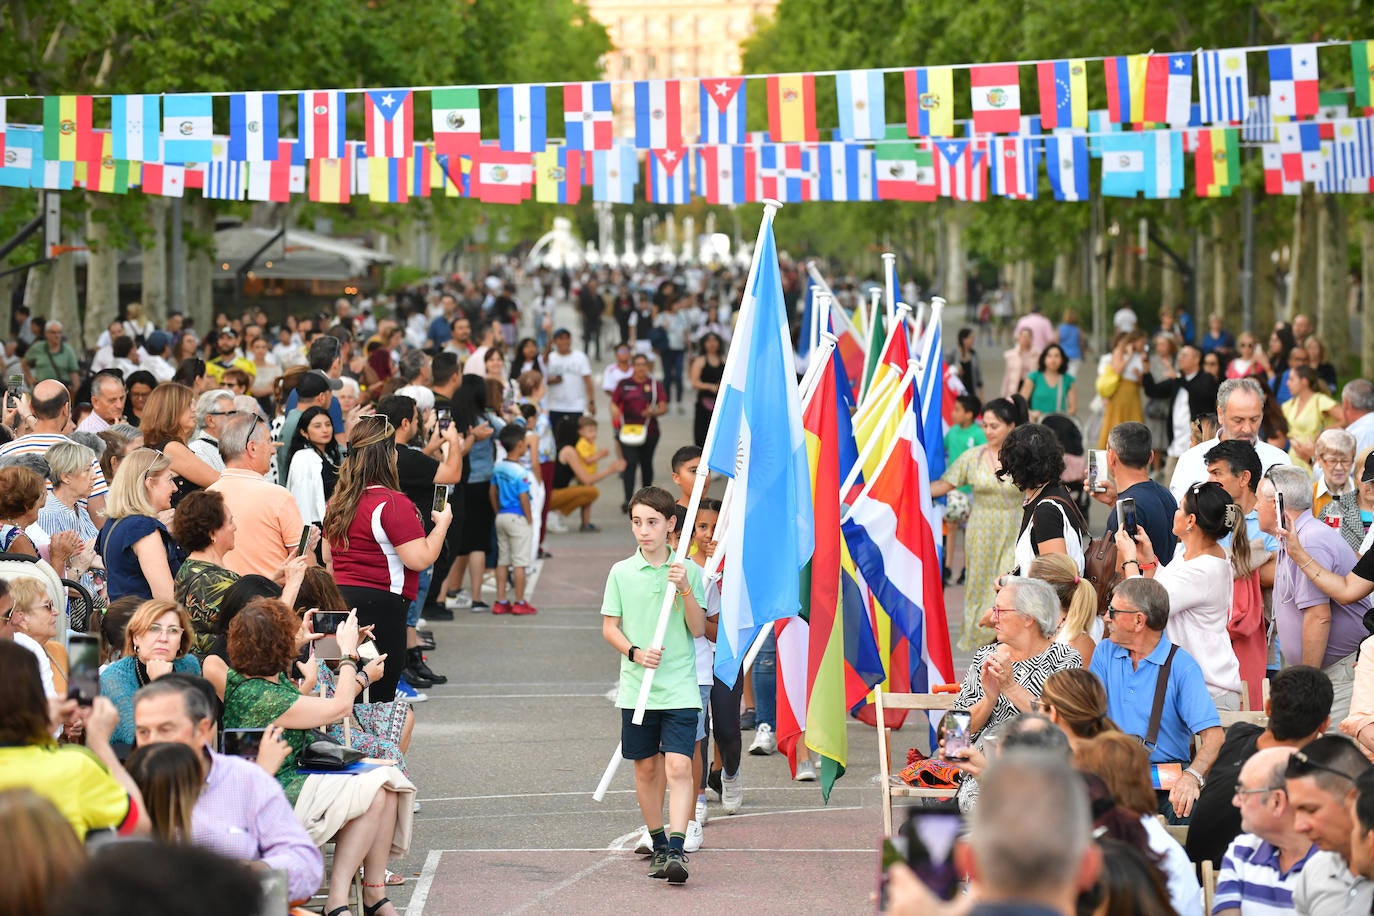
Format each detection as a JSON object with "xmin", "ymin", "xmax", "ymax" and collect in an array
[
  {"xmin": 174, "ymin": 559, "xmax": 241, "ymax": 657},
  {"xmin": 952, "ymin": 641, "xmax": 1083, "ymax": 742},
  {"xmin": 222, "ymin": 669, "xmax": 308, "ymax": 804}
]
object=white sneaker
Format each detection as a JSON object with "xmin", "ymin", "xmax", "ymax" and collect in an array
[
  {"xmin": 749, "ymin": 722, "xmax": 777, "ymax": 756},
  {"xmin": 445, "ymin": 589, "xmax": 473, "ymax": 610},
  {"xmin": 721, "ymin": 771, "xmax": 743, "ymax": 814},
  {"xmin": 412, "ymin": 799, "xmax": 422, "ymax": 813},
  {"xmin": 634, "ymin": 828, "xmax": 653, "ymax": 856},
  {"xmin": 695, "ymin": 797, "xmax": 709, "ymax": 827},
  {"xmin": 546, "ymin": 513, "xmax": 568, "ymax": 534},
  {"xmin": 794, "ymin": 758, "xmax": 817, "ymax": 782},
  {"xmin": 684, "ymin": 820, "xmax": 704, "ymax": 853},
  {"xmin": 416, "ymin": 617, "xmax": 427, "ymax": 628}
]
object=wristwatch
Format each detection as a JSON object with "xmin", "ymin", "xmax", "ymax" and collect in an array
[
  {"xmin": 628, "ymin": 646, "xmax": 639, "ymax": 663},
  {"xmin": 1184, "ymin": 767, "xmax": 1206, "ymax": 788}
]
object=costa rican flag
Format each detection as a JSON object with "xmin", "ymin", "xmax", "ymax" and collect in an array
[
  {"xmin": 298, "ymin": 91, "xmax": 346, "ymax": 160},
  {"xmin": 696, "ymin": 146, "xmax": 752, "ymax": 205},
  {"xmin": 990, "ymin": 135, "xmax": 1037, "ymax": 200},
  {"xmin": 646, "ymin": 147, "xmax": 690, "ymax": 204},
  {"xmin": 563, "ymin": 82, "xmax": 613, "ymax": 151},
  {"xmin": 634, "ymin": 79, "xmax": 682, "ymax": 150},
  {"xmin": 364, "ymin": 90, "xmax": 413, "ymax": 159},
  {"xmin": 229, "ymin": 92, "xmax": 280, "ymax": 162},
  {"xmin": 699, "ymin": 77, "xmax": 746, "ymax": 145}
]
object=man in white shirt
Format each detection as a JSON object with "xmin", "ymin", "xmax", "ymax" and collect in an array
[
  {"xmin": 1288, "ymin": 736, "xmax": 1374, "ymax": 915},
  {"xmin": 544, "ymin": 328, "xmax": 595, "ymax": 431},
  {"xmin": 1342, "ymin": 380, "xmax": 1374, "ymax": 454},
  {"xmin": 1170, "ymin": 377, "xmax": 1291, "ymax": 501},
  {"xmin": 601, "ymin": 342, "xmax": 634, "ymax": 395},
  {"xmin": 189, "ymin": 389, "xmax": 236, "ymax": 473},
  {"xmin": 76, "ymin": 372, "xmax": 126, "ymax": 434}
]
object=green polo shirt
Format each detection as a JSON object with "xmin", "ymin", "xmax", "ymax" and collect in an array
[
  {"xmin": 602, "ymin": 548, "xmax": 705, "ymax": 711},
  {"xmin": 26, "ymin": 343, "xmax": 78, "ymax": 383}
]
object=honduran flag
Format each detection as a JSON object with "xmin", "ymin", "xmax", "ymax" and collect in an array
[
  {"xmin": 696, "ymin": 145, "xmax": 751, "ymax": 205},
  {"xmin": 990, "ymin": 135, "xmax": 1037, "ymax": 200},
  {"xmin": 1037, "ymin": 59, "xmax": 1088, "ymax": 130},
  {"xmin": 904, "ymin": 67, "xmax": 954, "ymax": 137},
  {"xmin": 835, "ymin": 69, "xmax": 886, "ymax": 141},
  {"xmin": 969, "ymin": 64, "xmax": 1022, "ymax": 134},
  {"xmin": 699, "ymin": 77, "xmax": 746, "ymax": 145},
  {"xmin": 816, "ymin": 142, "xmax": 875, "ymax": 202},
  {"xmin": 593, "ymin": 144, "xmax": 638, "ymax": 204},
  {"xmin": 111, "ymin": 95, "xmax": 160, "ymax": 163},
  {"xmin": 646, "ymin": 147, "xmax": 690, "ymax": 204},
  {"xmin": 534, "ymin": 146, "xmax": 583, "ymax": 204},
  {"xmin": 365, "ymin": 90, "xmax": 414, "ymax": 159},
  {"xmin": 229, "ymin": 92, "xmax": 280, "ymax": 162},
  {"xmin": 1045, "ymin": 132, "xmax": 1089, "ymax": 201},
  {"xmin": 563, "ymin": 82, "xmax": 613, "ymax": 151},
  {"xmin": 298, "ymin": 91, "xmax": 347, "ymax": 160},
  {"xmin": 634, "ymin": 79, "xmax": 682, "ymax": 150},
  {"xmin": 162, "ymin": 94, "xmax": 215, "ymax": 164},
  {"xmin": 1269, "ymin": 44, "xmax": 1321, "ymax": 119},
  {"xmin": 1143, "ymin": 54, "xmax": 1194, "ymax": 125},
  {"xmin": 498, "ymin": 85, "xmax": 547, "ymax": 153}
]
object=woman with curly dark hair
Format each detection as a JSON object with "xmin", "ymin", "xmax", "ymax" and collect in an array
[
  {"xmin": 220, "ymin": 598, "xmax": 412, "ymax": 916},
  {"xmin": 171, "ymin": 490, "xmax": 241, "ymax": 655},
  {"xmin": 998, "ymin": 422, "xmax": 1088, "ymax": 574}
]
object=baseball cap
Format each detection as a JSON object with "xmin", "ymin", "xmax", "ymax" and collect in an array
[
  {"xmin": 1362, "ymin": 452, "xmax": 1374, "ymax": 484},
  {"xmin": 553, "ymin": 327, "xmax": 571, "ymax": 339},
  {"xmin": 145, "ymin": 330, "xmax": 170, "ymax": 354},
  {"xmin": 297, "ymin": 369, "xmax": 342, "ymax": 399}
]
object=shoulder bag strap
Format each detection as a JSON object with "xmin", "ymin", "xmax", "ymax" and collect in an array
[{"xmin": 1143, "ymin": 645, "xmax": 1179, "ymax": 749}]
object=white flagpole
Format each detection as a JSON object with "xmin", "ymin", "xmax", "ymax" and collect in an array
[
  {"xmin": 881, "ymin": 251, "xmax": 897, "ymax": 325},
  {"xmin": 857, "ymin": 302, "xmax": 912, "ymax": 411},
  {"xmin": 838, "ymin": 358, "xmax": 919, "ymax": 506},
  {"xmin": 594, "ymin": 198, "xmax": 785, "ymax": 801}
]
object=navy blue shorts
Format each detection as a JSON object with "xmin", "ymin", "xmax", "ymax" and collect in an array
[{"xmin": 621, "ymin": 707, "xmax": 698, "ymax": 760}]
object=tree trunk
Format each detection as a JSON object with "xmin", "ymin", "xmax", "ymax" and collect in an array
[
  {"xmin": 1212, "ymin": 211, "xmax": 1238, "ymax": 331},
  {"xmin": 140, "ymin": 198, "xmax": 169, "ymax": 326},
  {"xmin": 1316, "ymin": 194, "xmax": 1348, "ymax": 345},
  {"xmin": 944, "ymin": 209, "xmax": 967, "ymax": 308},
  {"xmin": 184, "ymin": 198, "xmax": 216, "ymax": 331},
  {"xmin": 1287, "ymin": 187, "xmax": 1319, "ymax": 323},
  {"xmin": 1193, "ymin": 227, "xmax": 1211, "ymax": 333},
  {"xmin": 1255, "ymin": 245, "xmax": 1278, "ymax": 335},
  {"xmin": 84, "ymin": 196, "xmax": 119, "ymax": 350}
]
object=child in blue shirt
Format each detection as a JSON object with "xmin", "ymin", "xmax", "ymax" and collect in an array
[{"xmin": 490, "ymin": 425, "xmax": 536, "ymax": 615}]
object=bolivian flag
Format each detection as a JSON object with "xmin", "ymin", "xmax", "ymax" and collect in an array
[
  {"xmin": 1195, "ymin": 128, "xmax": 1239, "ymax": 198},
  {"xmin": 43, "ymin": 95, "xmax": 96, "ymax": 162}
]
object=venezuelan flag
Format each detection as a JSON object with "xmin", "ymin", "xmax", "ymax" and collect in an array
[
  {"xmin": 767, "ymin": 74, "xmax": 818, "ymax": 143},
  {"xmin": 43, "ymin": 95, "xmax": 94, "ymax": 162}
]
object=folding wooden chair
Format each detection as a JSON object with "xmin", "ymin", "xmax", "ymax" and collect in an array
[{"xmin": 875, "ymin": 686, "xmax": 959, "ymax": 836}]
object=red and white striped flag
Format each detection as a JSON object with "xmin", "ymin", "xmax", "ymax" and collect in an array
[
  {"xmin": 298, "ymin": 91, "xmax": 346, "ymax": 160},
  {"xmin": 365, "ymin": 90, "xmax": 413, "ymax": 158}
]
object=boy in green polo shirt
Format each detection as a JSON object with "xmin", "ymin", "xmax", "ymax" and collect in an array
[{"xmin": 602, "ymin": 485, "xmax": 706, "ymax": 884}]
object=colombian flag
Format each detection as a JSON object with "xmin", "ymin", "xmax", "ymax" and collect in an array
[
  {"xmin": 43, "ymin": 95, "xmax": 95, "ymax": 162},
  {"xmin": 767, "ymin": 74, "xmax": 818, "ymax": 143}
]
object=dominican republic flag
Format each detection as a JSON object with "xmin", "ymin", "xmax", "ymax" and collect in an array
[
  {"xmin": 990, "ymin": 135, "xmax": 1037, "ymax": 200},
  {"xmin": 365, "ymin": 90, "xmax": 414, "ymax": 158},
  {"xmin": 1198, "ymin": 49, "xmax": 1249, "ymax": 124},
  {"xmin": 696, "ymin": 146, "xmax": 752, "ymax": 205},
  {"xmin": 646, "ymin": 147, "xmax": 690, "ymax": 204},
  {"xmin": 835, "ymin": 69, "xmax": 885, "ymax": 140},
  {"xmin": 229, "ymin": 92, "xmax": 280, "ymax": 161},
  {"xmin": 1334, "ymin": 118, "xmax": 1374, "ymax": 185},
  {"xmin": 498, "ymin": 85, "xmax": 546, "ymax": 153},
  {"xmin": 969, "ymin": 64, "xmax": 1021, "ymax": 134},
  {"xmin": 593, "ymin": 144, "xmax": 638, "ymax": 204},
  {"xmin": 904, "ymin": 66, "xmax": 954, "ymax": 137},
  {"xmin": 816, "ymin": 142, "xmax": 875, "ymax": 201},
  {"xmin": 758, "ymin": 144, "xmax": 817, "ymax": 203},
  {"xmin": 1144, "ymin": 54, "xmax": 1193, "ymax": 125},
  {"xmin": 1270, "ymin": 45, "xmax": 1320, "ymax": 119},
  {"xmin": 298, "ymin": 91, "xmax": 346, "ymax": 160},
  {"xmin": 1037, "ymin": 59, "xmax": 1087, "ymax": 130},
  {"xmin": 634, "ymin": 79, "xmax": 682, "ymax": 149},
  {"xmin": 431, "ymin": 88, "xmax": 481, "ymax": 157},
  {"xmin": 1262, "ymin": 144, "xmax": 1302, "ymax": 195},
  {"xmin": 935, "ymin": 139, "xmax": 987, "ymax": 201},
  {"xmin": 699, "ymin": 77, "xmax": 746, "ymax": 145},
  {"xmin": 563, "ymin": 82, "xmax": 613, "ymax": 151},
  {"xmin": 1278, "ymin": 121, "xmax": 1324, "ymax": 181},
  {"xmin": 534, "ymin": 147, "xmax": 583, "ymax": 204},
  {"xmin": 111, "ymin": 95, "xmax": 160, "ymax": 163},
  {"xmin": 247, "ymin": 142, "xmax": 301, "ymax": 202},
  {"xmin": 162, "ymin": 94, "xmax": 215, "ymax": 164},
  {"xmin": 1045, "ymin": 132, "xmax": 1089, "ymax": 201}
]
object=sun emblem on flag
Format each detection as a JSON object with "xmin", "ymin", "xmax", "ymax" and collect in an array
[
  {"xmin": 1225, "ymin": 56, "xmax": 1241, "ymax": 71},
  {"xmin": 4, "ymin": 150, "xmax": 16, "ymax": 165},
  {"xmin": 855, "ymin": 99, "xmax": 867, "ymax": 111},
  {"xmin": 782, "ymin": 89, "xmax": 799, "ymax": 103},
  {"xmin": 1341, "ymin": 124, "xmax": 1354, "ymax": 137},
  {"xmin": 609, "ymin": 168, "xmax": 619, "ymax": 178},
  {"xmin": 178, "ymin": 120, "xmax": 195, "ymax": 137},
  {"xmin": 59, "ymin": 119, "xmax": 75, "ymax": 136},
  {"xmin": 919, "ymin": 93, "xmax": 940, "ymax": 111},
  {"xmin": 447, "ymin": 112, "xmax": 466, "ymax": 130},
  {"xmin": 491, "ymin": 166, "xmax": 509, "ymax": 182},
  {"xmin": 986, "ymin": 88, "xmax": 1009, "ymax": 109},
  {"xmin": 651, "ymin": 108, "xmax": 664, "ymax": 121}
]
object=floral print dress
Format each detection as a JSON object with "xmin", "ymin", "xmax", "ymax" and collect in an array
[{"xmin": 941, "ymin": 446, "xmax": 1022, "ymax": 651}]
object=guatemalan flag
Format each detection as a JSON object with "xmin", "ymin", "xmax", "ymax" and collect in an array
[
  {"xmin": 298, "ymin": 91, "xmax": 347, "ymax": 160},
  {"xmin": 563, "ymin": 82, "xmax": 614, "ymax": 151},
  {"xmin": 696, "ymin": 146, "xmax": 751, "ymax": 205},
  {"xmin": 364, "ymin": 90, "xmax": 414, "ymax": 159},
  {"xmin": 634, "ymin": 79, "xmax": 682, "ymax": 150},
  {"xmin": 498, "ymin": 85, "xmax": 547, "ymax": 153},
  {"xmin": 646, "ymin": 147, "xmax": 690, "ymax": 204},
  {"xmin": 229, "ymin": 92, "xmax": 280, "ymax": 161},
  {"xmin": 1269, "ymin": 44, "xmax": 1321, "ymax": 118},
  {"xmin": 705, "ymin": 220, "xmax": 814, "ymax": 686},
  {"xmin": 699, "ymin": 77, "xmax": 746, "ymax": 145}
]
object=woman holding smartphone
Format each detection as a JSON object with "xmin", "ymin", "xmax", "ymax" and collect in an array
[{"xmin": 324, "ymin": 416, "xmax": 452, "ymax": 701}]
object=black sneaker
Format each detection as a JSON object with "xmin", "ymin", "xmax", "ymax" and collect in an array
[
  {"xmin": 470, "ymin": 600, "xmax": 490, "ymax": 612},
  {"xmin": 425, "ymin": 604, "xmax": 455, "ymax": 621},
  {"xmin": 401, "ymin": 664, "xmax": 435, "ymax": 689},
  {"xmin": 707, "ymin": 767, "xmax": 722, "ymax": 798},
  {"xmin": 740, "ymin": 708, "xmax": 756, "ymax": 730},
  {"xmin": 663, "ymin": 849, "xmax": 689, "ymax": 884},
  {"xmin": 648, "ymin": 848, "xmax": 669, "ymax": 879}
]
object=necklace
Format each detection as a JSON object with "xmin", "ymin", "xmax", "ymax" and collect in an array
[{"xmin": 134, "ymin": 657, "xmax": 151, "ymax": 687}]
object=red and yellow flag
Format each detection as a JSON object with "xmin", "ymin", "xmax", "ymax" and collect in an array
[
  {"xmin": 767, "ymin": 74, "xmax": 818, "ymax": 143},
  {"xmin": 43, "ymin": 95, "xmax": 95, "ymax": 162}
]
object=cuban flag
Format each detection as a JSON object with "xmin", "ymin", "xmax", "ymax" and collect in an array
[
  {"xmin": 1278, "ymin": 121, "xmax": 1324, "ymax": 181},
  {"xmin": 696, "ymin": 146, "xmax": 751, "ymax": 205},
  {"xmin": 111, "ymin": 94, "xmax": 160, "ymax": 163},
  {"xmin": 646, "ymin": 147, "xmax": 690, "ymax": 204},
  {"xmin": 634, "ymin": 79, "xmax": 682, "ymax": 150},
  {"xmin": 835, "ymin": 69, "xmax": 885, "ymax": 140},
  {"xmin": 298, "ymin": 91, "xmax": 347, "ymax": 160},
  {"xmin": 699, "ymin": 77, "xmax": 746, "ymax": 145},
  {"xmin": 1198, "ymin": 49, "xmax": 1249, "ymax": 124},
  {"xmin": 592, "ymin": 144, "xmax": 638, "ymax": 204},
  {"xmin": 1045, "ymin": 132, "xmax": 1089, "ymax": 201},
  {"xmin": 229, "ymin": 92, "xmax": 280, "ymax": 162},
  {"xmin": 365, "ymin": 90, "xmax": 414, "ymax": 159},
  {"xmin": 816, "ymin": 142, "xmax": 875, "ymax": 201},
  {"xmin": 563, "ymin": 82, "xmax": 613, "ymax": 151},
  {"xmin": 1270, "ymin": 45, "xmax": 1320, "ymax": 118},
  {"xmin": 162, "ymin": 94, "xmax": 215, "ymax": 164},
  {"xmin": 498, "ymin": 85, "xmax": 547, "ymax": 153},
  {"xmin": 990, "ymin": 135, "xmax": 1037, "ymax": 200}
]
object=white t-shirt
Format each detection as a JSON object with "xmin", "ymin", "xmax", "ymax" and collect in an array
[
  {"xmin": 695, "ymin": 574, "xmax": 721, "ymax": 686},
  {"xmin": 545, "ymin": 349, "xmax": 592, "ymax": 413},
  {"xmin": 1156, "ymin": 553, "xmax": 1243, "ymax": 698},
  {"xmin": 1141, "ymin": 815, "xmax": 1205, "ymax": 916},
  {"xmin": 602, "ymin": 363, "xmax": 634, "ymax": 394}
]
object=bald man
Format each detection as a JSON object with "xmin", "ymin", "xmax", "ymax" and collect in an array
[
  {"xmin": 0, "ymin": 379, "xmax": 109, "ymax": 526},
  {"xmin": 1214, "ymin": 746, "xmax": 1316, "ymax": 916}
]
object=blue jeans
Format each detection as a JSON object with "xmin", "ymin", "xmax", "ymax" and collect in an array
[
  {"xmin": 750, "ymin": 630, "xmax": 777, "ymax": 730},
  {"xmin": 407, "ymin": 565, "xmax": 434, "ymax": 627},
  {"xmin": 662, "ymin": 348, "xmax": 685, "ymax": 403}
]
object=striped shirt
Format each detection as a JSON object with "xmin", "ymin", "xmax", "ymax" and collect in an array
[
  {"xmin": 0, "ymin": 433, "xmax": 109, "ymax": 498},
  {"xmin": 1213, "ymin": 833, "xmax": 1316, "ymax": 915}
]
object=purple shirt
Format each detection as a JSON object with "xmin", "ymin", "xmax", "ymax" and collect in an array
[
  {"xmin": 1275, "ymin": 512, "xmax": 1372, "ymax": 669},
  {"xmin": 193, "ymin": 749, "xmax": 324, "ymax": 902}
]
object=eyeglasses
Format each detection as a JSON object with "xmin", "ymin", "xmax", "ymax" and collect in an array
[
  {"xmin": 1286, "ymin": 749, "xmax": 1358, "ymax": 782},
  {"xmin": 147, "ymin": 623, "xmax": 184, "ymax": 639},
  {"xmin": 1320, "ymin": 456, "xmax": 1353, "ymax": 468},
  {"xmin": 241, "ymin": 413, "xmax": 263, "ymax": 450},
  {"xmin": 1234, "ymin": 785, "xmax": 1281, "ymax": 799},
  {"xmin": 991, "ymin": 606, "xmax": 1020, "ymax": 622},
  {"xmin": 27, "ymin": 600, "xmax": 55, "ymax": 614},
  {"xmin": 208, "ymin": 409, "xmax": 238, "ymax": 417},
  {"xmin": 1106, "ymin": 604, "xmax": 1139, "ymax": 618}
]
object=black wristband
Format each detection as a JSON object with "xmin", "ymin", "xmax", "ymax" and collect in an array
[{"xmin": 628, "ymin": 646, "xmax": 639, "ymax": 663}]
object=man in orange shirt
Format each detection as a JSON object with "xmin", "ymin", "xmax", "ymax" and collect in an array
[{"xmin": 207, "ymin": 413, "xmax": 307, "ymax": 577}]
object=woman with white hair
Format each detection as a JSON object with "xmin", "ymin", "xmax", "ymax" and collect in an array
[
  {"xmin": 36, "ymin": 440, "xmax": 103, "ymax": 599},
  {"xmin": 1313, "ymin": 428, "xmax": 1365, "ymax": 552}
]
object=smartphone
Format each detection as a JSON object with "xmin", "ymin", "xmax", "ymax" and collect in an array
[
  {"xmin": 437, "ymin": 408, "xmax": 452, "ymax": 433},
  {"xmin": 940, "ymin": 710, "xmax": 973, "ymax": 758},
  {"xmin": 6, "ymin": 372, "xmax": 24, "ymax": 410},
  {"xmin": 878, "ymin": 808, "xmax": 963, "ymax": 909},
  {"xmin": 313, "ymin": 610, "xmax": 349, "ymax": 661},
  {"xmin": 1275, "ymin": 490, "xmax": 1286, "ymax": 525},
  {"xmin": 1118, "ymin": 497, "xmax": 1138, "ymax": 538},
  {"xmin": 296, "ymin": 524, "xmax": 313, "ymax": 558},
  {"xmin": 1088, "ymin": 450, "xmax": 1108, "ymax": 493},
  {"xmin": 432, "ymin": 484, "xmax": 448, "ymax": 514},
  {"xmin": 66, "ymin": 633, "xmax": 100, "ymax": 706},
  {"xmin": 221, "ymin": 727, "xmax": 266, "ymax": 759}
]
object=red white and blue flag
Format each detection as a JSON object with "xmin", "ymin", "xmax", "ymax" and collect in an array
[
  {"xmin": 365, "ymin": 90, "xmax": 414, "ymax": 158},
  {"xmin": 1045, "ymin": 132, "xmax": 1089, "ymax": 201},
  {"xmin": 699, "ymin": 77, "xmax": 746, "ymax": 145},
  {"xmin": 1269, "ymin": 45, "xmax": 1320, "ymax": 118},
  {"xmin": 758, "ymin": 144, "xmax": 818, "ymax": 203},
  {"xmin": 298, "ymin": 91, "xmax": 346, "ymax": 160},
  {"xmin": 634, "ymin": 79, "xmax": 682, "ymax": 150},
  {"xmin": 696, "ymin": 145, "xmax": 752, "ymax": 205},
  {"xmin": 1278, "ymin": 121, "xmax": 1324, "ymax": 181},
  {"xmin": 1144, "ymin": 54, "xmax": 1194, "ymax": 125},
  {"xmin": 990, "ymin": 135, "xmax": 1037, "ymax": 200},
  {"xmin": 935, "ymin": 139, "xmax": 987, "ymax": 201},
  {"xmin": 646, "ymin": 147, "xmax": 690, "ymax": 204},
  {"xmin": 563, "ymin": 82, "xmax": 613, "ymax": 151}
]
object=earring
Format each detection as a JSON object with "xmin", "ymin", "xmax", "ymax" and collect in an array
[{"xmin": 1186, "ymin": 524, "xmax": 1194, "ymax": 532}]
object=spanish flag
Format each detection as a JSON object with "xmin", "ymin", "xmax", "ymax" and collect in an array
[
  {"xmin": 767, "ymin": 74, "xmax": 818, "ymax": 143},
  {"xmin": 308, "ymin": 157, "xmax": 351, "ymax": 204},
  {"xmin": 43, "ymin": 95, "xmax": 95, "ymax": 162}
]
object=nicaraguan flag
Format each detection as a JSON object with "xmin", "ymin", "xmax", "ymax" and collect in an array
[
  {"xmin": 498, "ymin": 85, "xmax": 546, "ymax": 153},
  {"xmin": 699, "ymin": 77, "xmax": 746, "ymax": 145},
  {"xmin": 229, "ymin": 92, "xmax": 280, "ymax": 161},
  {"xmin": 111, "ymin": 95, "xmax": 160, "ymax": 162},
  {"xmin": 162, "ymin": 94, "xmax": 215, "ymax": 164},
  {"xmin": 835, "ymin": 69, "xmax": 885, "ymax": 140}
]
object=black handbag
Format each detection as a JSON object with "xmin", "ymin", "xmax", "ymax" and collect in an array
[{"xmin": 298, "ymin": 729, "xmax": 365, "ymax": 771}]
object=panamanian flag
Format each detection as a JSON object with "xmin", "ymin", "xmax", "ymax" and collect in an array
[
  {"xmin": 365, "ymin": 90, "xmax": 414, "ymax": 159},
  {"xmin": 563, "ymin": 82, "xmax": 613, "ymax": 151},
  {"xmin": 699, "ymin": 77, "xmax": 746, "ymax": 145}
]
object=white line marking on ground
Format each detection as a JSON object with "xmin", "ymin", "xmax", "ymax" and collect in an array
[
  {"xmin": 604, "ymin": 805, "xmax": 865, "ymax": 849},
  {"xmin": 417, "ymin": 785, "xmax": 866, "ymax": 803},
  {"xmin": 399, "ymin": 846, "xmax": 872, "ymax": 854},
  {"xmin": 498, "ymin": 855, "xmax": 619, "ymax": 916},
  {"xmin": 607, "ymin": 829, "xmax": 642, "ymax": 850},
  {"xmin": 405, "ymin": 848, "xmax": 444, "ymax": 916}
]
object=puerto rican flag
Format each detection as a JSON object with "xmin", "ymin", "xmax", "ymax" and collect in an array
[
  {"xmin": 646, "ymin": 147, "xmax": 690, "ymax": 204},
  {"xmin": 298, "ymin": 91, "xmax": 347, "ymax": 160},
  {"xmin": 935, "ymin": 138, "xmax": 988, "ymax": 201},
  {"xmin": 1269, "ymin": 45, "xmax": 1321, "ymax": 118},
  {"xmin": 990, "ymin": 135, "xmax": 1037, "ymax": 200},
  {"xmin": 696, "ymin": 145, "xmax": 752, "ymax": 205},
  {"xmin": 699, "ymin": 77, "xmax": 746, "ymax": 145},
  {"xmin": 364, "ymin": 90, "xmax": 413, "ymax": 158},
  {"xmin": 634, "ymin": 79, "xmax": 682, "ymax": 150},
  {"xmin": 563, "ymin": 82, "xmax": 613, "ymax": 151}
]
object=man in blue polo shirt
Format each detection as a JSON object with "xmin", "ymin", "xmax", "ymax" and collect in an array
[{"xmin": 1090, "ymin": 576, "xmax": 1223, "ymax": 822}]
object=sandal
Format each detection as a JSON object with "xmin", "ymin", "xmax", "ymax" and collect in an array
[
  {"xmin": 324, "ymin": 907, "xmax": 351, "ymax": 916},
  {"xmin": 386, "ymin": 869, "xmax": 405, "ymax": 886},
  {"xmin": 363, "ymin": 898, "xmax": 391, "ymax": 916}
]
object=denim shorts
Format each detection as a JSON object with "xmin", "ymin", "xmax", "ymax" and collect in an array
[
  {"xmin": 696, "ymin": 684, "xmax": 711, "ymax": 742},
  {"xmin": 621, "ymin": 707, "xmax": 698, "ymax": 760}
]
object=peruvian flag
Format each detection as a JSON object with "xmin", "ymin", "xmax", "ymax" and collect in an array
[
  {"xmin": 471, "ymin": 148, "xmax": 533, "ymax": 205},
  {"xmin": 298, "ymin": 91, "xmax": 346, "ymax": 160},
  {"xmin": 969, "ymin": 64, "xmax": 1021, "ymax": 134},
  {"xmin": 935, "ymin": 139, "xmax": 988, "ymax": 201},
  {"xmin": 364, "ymin": 90, "xmax": 413, "ymax": 158}
]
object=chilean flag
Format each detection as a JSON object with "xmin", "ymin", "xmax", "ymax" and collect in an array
[
  {"xmin": 563, "ymin": 82, "xmax": 614, "ymax": 151},
  {"xmin": 298, "ymin": 91, "xmax": 346, "ymax": 160},
  {"xmin": 1143, "ymin": 54, "xmax": 1194, "ymax": 126},
  {"xmin": 1269, "ymin": 45, "xmax": 1321, "ymax": 118},
  {"xmin": 696, "ymin": 146, "xmax": 751, "ymax": 205},
  {"xmin": 634, "ymin": 79, "xmax": 682, "ymax": 150},
  {"xmin": 699, "ymin": 77, "xmax": 746, "ymax": 145},
  {"xmin": 364, "ymin": 90, "xmax": 413, "ymax": 158}
]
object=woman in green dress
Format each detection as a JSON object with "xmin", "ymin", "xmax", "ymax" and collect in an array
[
  {"xmin": 931, "ymin": 395, "xmax": 1027, "ymax": 651},
  {"xmin": 1019, "ymin": 344, "xmax": 1076, "ymax": 421}
]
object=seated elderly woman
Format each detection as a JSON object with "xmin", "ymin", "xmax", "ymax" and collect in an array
[
  {"xmin": 99, "ymin": 600, "xmax": 201, "ymax": 750},
  {"xmin": 220, "ymin": 598, "xmax": 413, "ymax": 916},
  {"xmin": 9, "ymin": 578, "xmax": 68, "ymax": 698},
  {"xmin": 1312, "ymin": 428, "xmax": 1364, "ymax": 552}
]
